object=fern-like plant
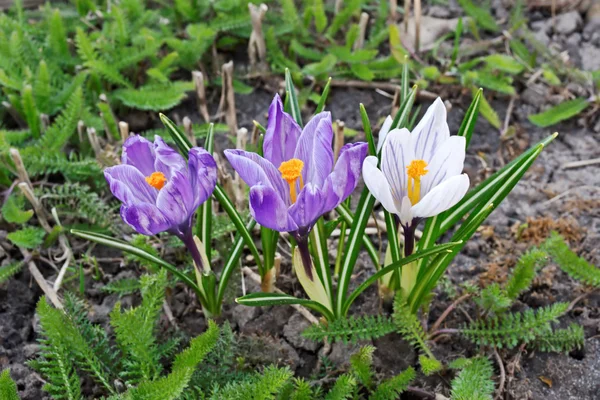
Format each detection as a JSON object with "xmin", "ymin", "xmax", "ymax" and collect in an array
[{"xmin": 302, "ymin": 315, "xmax": 395, "ymax": 344}]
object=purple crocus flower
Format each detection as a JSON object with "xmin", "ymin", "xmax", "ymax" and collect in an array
[
  {"xmin": 104, "ymin": 135, "xmax": 217, "ymax": 270},
  {"xmin": 224, "ymin": 95, "xmax": 368, "ymax": 278}
]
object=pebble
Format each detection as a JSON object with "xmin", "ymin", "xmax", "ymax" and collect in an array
[
  {"xmin": 580, "ymin": 43, "xmax": 600, "ymax": 71},
  {"xmin": 283, "ymin": 313, "xmax": 319, "ymax": 352},
  {"xmin": 554, "ymin": 11, "xmax": 583, "ymax": 35}
]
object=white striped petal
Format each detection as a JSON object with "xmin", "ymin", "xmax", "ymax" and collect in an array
[
  {"xmin": 411, "ymin": 174, "xmax": 470, "ymax": 218},
  {"xmin": 420, "ymin": 136, "xmax": 466, "ymax": 196},
  {"xmin": 399, "ymin": 196, "xmax": 413, "ymax": 226},
  {"xmin": 410, "ymin": 97, "xmax": 450, "ymax": 162},
  {"xmin": 376, "ymin": 115, "xmax": 394, "ymax": 153},
  {"xmin": 362, "ymin": 156, "xmax": 399, "ymax": 215},
  {"xmin": 381, "ymin": 128, "xmax": 413, "ymax": 203}
]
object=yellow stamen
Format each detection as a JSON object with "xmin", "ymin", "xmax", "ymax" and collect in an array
[
  {"xmin": 406, "ymin": 159, "xmax": 428, "ymax": 205},
  {"xmin": 278, "ymin": 158, "xmax": 304, "ymax": 203},
  {"xmin": 145, "ymin": 171, "xmax": 167, "ymax": 190}
]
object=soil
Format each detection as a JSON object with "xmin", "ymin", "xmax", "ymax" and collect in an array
[{"xmin": 2, "ymin": 3, "xmax": 600, "ymax": 400}]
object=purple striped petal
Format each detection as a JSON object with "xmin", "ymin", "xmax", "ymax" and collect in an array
[
  {"xmin": 156, "ymin": 170, "xmax": 195, "ymax": 227},
  {"xmin": 410, "ymin": 98, "xmax": 450, "ymax": 162},
  {"xmin": 293, "ymin": 112, "xmax": 334, "ymax": 187},
  {"xmin": 289, "ymin": 183, "xmax": 324, "ymax": 229},
  {"xmin": 249, "ymin": 185, "xmax": 298, "ymax": 232},
  {"xmin": 224, "ymin": 149, "xmax": 290, "ymax": 204},
  {"xmin": 322, "ymin": 142, "xmax": 368, "ymax": 211},
  {"xmin": 153, "ymin": 136, "xmax": 188, "ymax": 179},
  {"xmin": 120, "ymin": 203, "xmax": 172, "ymax": 236},
  {"xmin": 104, "ymin": 164, "xmax": 157, "ymax": 205},
  {"xmin": 122, "ymin": 135, "xmax": 156, "ymax": 176},
  {"xmin": 263, "ymin": 94, "xmax": 302, "ymax": 168},
  {"xmin": 188, "ymin": 147, "xmax": 217, "ymax": 209}
]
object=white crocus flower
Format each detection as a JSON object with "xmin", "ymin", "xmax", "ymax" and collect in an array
[
  {"xmin": 363, "ymin": 98, "xmax": 470, "ymax": 228},
  {"xmin": 376, "ymin": 115, "xmax": 394, "ymax": 153}
]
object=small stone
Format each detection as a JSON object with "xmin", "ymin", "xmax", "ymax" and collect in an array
[
  {"xmin": 283, "ymin": 313, "xmax": 319, "ymax": 352},
  {"xmin": 580, "ymin": 43, "xmax": 600, "ymax": 70},
  {"xmin": 554, "ymin": 11, "xmax": 583, "ymax": 35},
  {"xmin": 531, "ymin": 19, "xmax": 551, "ymax": 33},
  {"xmin": 521, "ymin": 84, "xmax": 550, "ymax": 108},
  {"xmin": 532, "ymin": 29, "xmax": 551, "ymax": 47},
  {"xmin": 428, "ymin": 5, "xmax": 451, "ymax": 18},
  {"xmin": 566, "ymin": 32, "xmax": 582, "ymax": 46},
  {"xmin": 231, "ymin": 303, "xmax": 259, "ymax": 330},
  {"xmin": 327, "ymin": 341, "xmax": 362, "ymax": 367}
]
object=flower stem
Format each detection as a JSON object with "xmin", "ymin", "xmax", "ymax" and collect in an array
[
  {"xmin": 400, "ymin": 223, "xmax": 417, "ymax": 298},
  {"xmin": 181, "ymin": 233, "xmax": 205, "ymax": 273},
  {"xmin": 296, "ymin": 236, "xmax": 314, "ymax": 281}
]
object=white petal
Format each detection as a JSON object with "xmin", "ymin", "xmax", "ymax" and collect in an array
[
  {"xmin": 399, "ymin": 196, "xmax": 413, "ymax": 226},
  {"xmin": 381, "ymin": 128, "xmax": 413, "ymax": 203},
  {"xmin": 411, "ymin": 174, "xmax": 470, "ymax": 219},
  {"xmin": 376, "ymin": 115, "xmax": 394, "ymax": 153},
  {"xmin": 410, "ymin": 97, "xmax": 450, "ymax": 162},
  {"xmin": 421, "ymin": 136, "xmax": 466, "ymax": 196},
  {"xmin": 362, "ymin": 156, "xmax": 399, "ymax": 214}
]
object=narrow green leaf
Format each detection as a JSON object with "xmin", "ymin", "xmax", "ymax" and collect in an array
[
  {"xmin": 285, "ymin": 69, "xmax": 303, "ymax": 127},
  {"xmin": 528, "ymin": 98, "xmax": 589, "ymax": 128},
  {"xmin": 236, "ymin": 292, "xmax": 334, "ymax": 320},
  {"xmin": 457, "ymin": 0, "xmax": 499, "ymax": 32},
  {"xmin": 197, "ymin": 123, "xmax": 214, "ymax": 263},
  {"xmin": 315, "ymin": 77, "xmax": 332, "ymax": 114}
]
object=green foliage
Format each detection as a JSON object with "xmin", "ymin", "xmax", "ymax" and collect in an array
[
  {"xmin": 419, "ymin": 355, "xmax": 442, "ymax": 376},
  {"xmin": 7, "ymin": 226, "xmax": 46, "ymax": 248},
  {"xmin": 209, "ymin": 365, "xmax": 293, "ymax": 400},
  {"xmin": 0, "ymin": 261, "xmax": 24, "ymax": 284},
  {"xmin": 350, "ymin": 345, "xmax": 375, "ymax": 388},
  {"xmin": 505, "ymin": 248, "xmax": 547, "ymax": 299},
  {"xmin": 1, "ymin": 193, "xmax": 33, "ymax": 224},
  {"xmin": 302, "ymin": 315, "xmax": 395, "ymax": 343},
  {"xmin": 543, "ymin": 231, "xmax": 600, "ymax": 287},
  {"xmin": 323, "ymin": 374, "xmax": 356, "ymax": 400},
  {"xmin": 392, "ymin": 296, "xmax": 437, "ymax": 360},
  {"xmin": 450, "ymin": 357, "xmax": 495, "ymax": 400},
  {"xmin": 101, "ymin": 278, "xmax": 142, "ymax": 295},
  {"xmin": 461, "ymin": 302, "xmax": 569, "ymax": 349},
  {"xmin": 0, "ymin": 369, "xmax": 21, "ymax": 400},
  {"xmin": 528, "ymin": 98, "xmax": 590, "ymax": 128},
  {"xmin": 533, "ymin": 323, "xmax": 585, "ymax": 353},
  {"xmin": 457, "ymin": 0, "xmax": 499, "ymax": 32},
  {"xmin": 476, "ymin": 283, "xmax": 512, "ymax": 314},
  {"xmin": 112, "ymin": 82, "xmax": 194, "ymax": 111},
  {"xmin": 369, "ymin": 367, "xmax": 415, "ymax": 400}
]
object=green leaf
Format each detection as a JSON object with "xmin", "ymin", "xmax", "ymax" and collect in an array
[
  {"xmin": 483, "ymin": 54, "xmax": 524, "ymax": 74},
  {"xmin": 70, "ymin": 229, "xmax": 205, "ymax": 302},
  {"xmin": 0, "ymin": 261, "xmax": 24, "ymax": 284},
  {"xmin": 113, "ymin": 82, "xmax": 193, "ymax": 111},
  {"xmin": 528, "ymin": 98, "xmax": 589, "ymax": 128},
  {"xmin": 7, "ymin": 227, "xmax": 46, "ymax": 248},
  {"xmin": 476, "ymin": 90, "xmax": 501, "ymax": 129},
  {"xmin": 0, "ymin": 369, "xmax": 19, "ymax": 400},
  {"xmin": 457, "ymin": 0, "xmax": 499, "ymax": 32},
  {"xmin": 285, "ymin": 69, "xmax": 303, "ymax": 127},
  {"xmin": 197, "ymin": 124, "xmax": 215, "ymax": 264},
  {"xmin": 315, "ymin": 77, "xmax": 332, "ymax": 114},
  {"xmin": 350, "ymin": 64, "xmax": 375, "ymax": 81},
  {"xmin": 302, "ymin": 54, "xmax": 338, "ymax": 78},
  {"xmin": 236, "ymin": 292, "xmax": 335, "ymax": 320},
  {"xmin": 1, "ymin": 193, "xmax": 33, "ymax": 224}
]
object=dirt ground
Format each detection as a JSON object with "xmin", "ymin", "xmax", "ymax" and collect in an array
[{"xmin": 2, "ymin": 2, "xmax": 600, "ymax": 399}]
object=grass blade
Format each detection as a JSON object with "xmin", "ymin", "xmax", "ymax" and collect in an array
[{"xmin": 236, "ymin": 292, "xmax": 334, "ymax": 320}]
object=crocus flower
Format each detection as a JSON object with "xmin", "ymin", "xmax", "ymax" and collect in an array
[
  {"xmin": 225, "ymin": 95, "xmax": 368, "ymax": 278},
  {"xmin": 104, "ymin": 135, "xmax": 217, "ymax": 270},
  {"xmin": 363, "ymin": 98, "xmax": 470, "ymax": 252}
]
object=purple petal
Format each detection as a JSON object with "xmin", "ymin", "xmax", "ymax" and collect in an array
[
  {"xmin": 293, "ymin": 112, "xmax": 334, "ymax": 187},
  {"xmin": 322, "ymin": 142, "xmax": 368, "ymax": 211},
  {"xmin": 104, "ymin": 164, "xmax": 157, "ymax": 205},
  {"xmin": 153, "ymin": 136, "xmax": 188, "ymax": 179},
  {"xmin": 224, "ymin": 149, "xmax": 290, "ymax": 204},
  {"xmin": 263, "ymin": 94, "xmax": 302, "ymax": 168},
  {"xmin": 155, "ymin": 170, "xmax": 195, "ymax": 227},
  {"xmin": 188, "ymin": 147, "xmax": 217, "ymax": 209},
  {"xmin": 121, "ymin": 203, "xmax": 172, "ymax": 235},
  {"xmin": 289, "ymin": 183, "xmax": 325, "ymax": 229},
  {"xmin": 122, "ymin": 135, "xmax": 156, "ymax": 176},
  {"xmin": 249, "ymin": 185, "xmax": 298, "ymax": 232}
]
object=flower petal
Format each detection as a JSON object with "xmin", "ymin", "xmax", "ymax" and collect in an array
[
  {"xmin": 362, "ymin": 156, "xmax": 399, "ymax": 214},
  {"xmin": 410, "ymin": 97, "xmax": 450, "ymax": 162},
  {"xmin": 376, "ymin": 115, "xmax": 393, "ymax": 153},
  {"xmin": 122, "ymin": 135, "xmax": 156, "ymax": 176},
  {"xmin": 249, "ymin": 185, "xmax": 298, "ymax": 232},
  {"xmin": 399, "ymin": 196, "xmax": 413, "ymax": 226},
  {"xmin": 421, "ymin": 135, "xmax": 466, "ymax": 196},
  {"xmin": 153, "ymin": 136, "xmax": 188, "ymax": 179},
  {"xmin": 156, "ymin": 170, "xmax": 195, "ymax": 227},
  {"xmin": 121, "ymin": 203, "xmax": 172, "ymax": 236},
  {"xmin": 263, "ymin": 94, "xmax": 302, "ymax": 168},
  {"xmin": 104, "ymin": 164, "xmax": 157, "ymax": 205},
  {"xmin": 224, "ymin": 149, "xmax": 290, "ymax": 204},
  {"xmin": 293, "ymin": 111, "xmax": 334, "ymax": 187},
  {"xmin": 322, "ymin": 142, "xmax": 368, "ymax": 210},
  {"xmin": 381, "ymin": 128, "xmax": 413, "ymax": 204},
  {"xmin": 411, "ymin": 174, "xmax": 470, "ymax": 219},
  {"xmin": 289, "ymin": 183, "xmax": 324, "ymax": 229},
  {"xmin": 188, "ymin": 147, "xmax": 217, "ymax": 209}
]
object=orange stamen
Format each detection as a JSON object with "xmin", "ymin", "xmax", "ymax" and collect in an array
[
  {"xmin": 278, "ymin": 158, "xmax": 304, "ymax": 203},
  {"xmin": 145, "ymin": 171, "xmax": 167, "ymax": 190},
  {"xmin": 406, "ymin": 159, "xmax": 428, "ymax": 205}
]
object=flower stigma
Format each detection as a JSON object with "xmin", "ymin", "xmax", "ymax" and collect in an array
[
  {"xmin": 278, "ymin": 158, "xmax": 304, "ymax": 203},
  {"xmin": 406, "ymin": 159, "xmax": 428, "ymax": 205},
  {"xmin": 145, "ymin": 171, "xmax": 167, "ymax": 190}
]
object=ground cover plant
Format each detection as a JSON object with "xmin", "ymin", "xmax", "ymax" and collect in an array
[{"xmin": 1, "ymin": 0, "xmax": 600, "ymax": 399}]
